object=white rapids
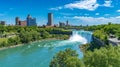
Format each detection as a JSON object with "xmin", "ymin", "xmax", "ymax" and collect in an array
[{"xmin": 69, "ymin": 31, "xmax": 87, "ymax": 44}]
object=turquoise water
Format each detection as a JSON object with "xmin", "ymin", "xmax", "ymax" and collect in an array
[{"xmin": 0, "ymin": 31, "xmax": 92, "ymax": 67}]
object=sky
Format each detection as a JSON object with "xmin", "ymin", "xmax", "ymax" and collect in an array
[{"xmin": 0, "ymin": 0, "xmax": 120, "ymax": 26}]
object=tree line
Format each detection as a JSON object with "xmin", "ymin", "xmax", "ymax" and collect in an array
[
  {"xmin": 0, "ymin": 25, "xmax": 72, "ymax": 47},
  {"xmin": 50, "ymin": 45, "xmax": 120, "ymax": 67},
  {"xmin": 49, "ymin": 23, "xmax": 120, "ymax": 67}
]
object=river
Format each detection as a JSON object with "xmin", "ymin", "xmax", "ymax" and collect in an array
[{"xmin": 0, "ymin": 30, "xmax": 92, "ymax": 67}]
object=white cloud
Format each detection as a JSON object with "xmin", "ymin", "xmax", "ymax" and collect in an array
[
  {"xmin": 50, "ymin": 0, "xmax": 113, "ymax": 11},
  {"xmin": 49, "ymin": 6, "xmax": 63, "ymax": 10},
  {"xmin": 103, "ymin": 0, "xmax": 112, "ymax": 7},
  {"xmin": 116, "ymin": 16, "xmax": 120, "ymax": 18},
  {"xmin": 72, "ymin": 16, "xmax": 120, "ymax": 25},
  {"xmin": 95, "ymin": 13, "xmax": 99, "ymax": 15},
  {"xmin": 64, "ymin": 0, "xmax": 99, "ymax": 11},
  {"xmin": 117, "ymin": 10, "xmax": 120, "ymax": 12}
]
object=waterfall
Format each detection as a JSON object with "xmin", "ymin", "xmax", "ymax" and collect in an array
[
  {"xmin": 69, "ymin": 30, "xmax": 92, "ymax": 44},
  {"xmin": 35, "ymin": 30, "xmax": 92, "ymax": 47}
]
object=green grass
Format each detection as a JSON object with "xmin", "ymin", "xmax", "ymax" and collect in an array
[{"xmin": 0, "ymin": 38, "xmax": 8, "ymax": 43}]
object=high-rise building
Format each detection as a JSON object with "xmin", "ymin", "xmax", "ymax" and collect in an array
[
  {"xmin": 66, "ymin": 20, "xmax": 70, "ymax": 26},
  {"xmin": 27, "ymin": 14, "xmax": 37, "ymax": 26},
  {"xmin": 15, "ymin": 17, "xmax": 20, "ymax": 25},
  {"xmin": 66, "ymin": 20, "xmax": 69, "ymax": 26},
  {"xmin": 47, "ymin": 13, "xmax": 53, "ymax": 26}
]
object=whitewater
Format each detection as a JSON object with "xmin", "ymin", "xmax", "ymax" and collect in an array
[{"xmin": 0, "ymin": 30, "xmax": 92, "ymax": 67}]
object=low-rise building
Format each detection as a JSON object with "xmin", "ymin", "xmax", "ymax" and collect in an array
[
  {"xmin": 15, "ymin": 17, "xmax": 27, "ymax": 26},
  {"xmin": 0, "ymin": 21, "xmax": 5, "ymax": 25},
  {"xmin": 59, "ymin": 22, "xmax": 65, "ymax": 27},
  {"xmin": 15, "ymin": 14, "xmax": 37, "ymax": 26},
  {"xmin": 19, "ymin": 21, "xmax": 27, "ymax": 26}
]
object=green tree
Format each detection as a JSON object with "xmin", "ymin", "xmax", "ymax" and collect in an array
[
  {"xmin": 8, "ymin": 37, "xmax": 16, "ymax": 46},
  {"xmin": 49, "ymin": 48, "xmax": 84, "ymax": 67},
  {"xmin": 19, "ymin": 31, "xmax": 32, "ymax": 43},
  {"xmin": 31, "ymin": 30, "xmax": 40, "ymax": 41},
  {"xmin": 0, "ymin": 41, "xmax": 8, "ymax": 47},
  {"xmin": 65, "ymin": 57, "xmax": 85, "ymax": 67},
  {"xmin": 84, "ymin": 45, "xmax": 120, "ymax": 67},
  {"xmin": 41, "ymin": 30, "xmax": 51, "ymax": 39}
]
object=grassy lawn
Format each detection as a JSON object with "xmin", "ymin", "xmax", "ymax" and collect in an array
[{"xmin": 0, "ymin": 38, "xmax": 8, "ymax": 43}]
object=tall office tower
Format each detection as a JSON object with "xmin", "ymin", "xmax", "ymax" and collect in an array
[
  {"xmin": 15, "ymin": 17, "xmax": 20, "ymax": 25},
  {"xmin": 27, "ymin": 14, "xmax": 37, "ymax": 26},
  {"xmin": 47, "ymin": 13, "xmax": 53, "ymax": 26},
  {"xmin": 66, "ymin": 20, "xmax": 69, "ymax": 26}
]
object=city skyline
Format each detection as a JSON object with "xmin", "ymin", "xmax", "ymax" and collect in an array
[{"xmin": 0, "ymin": 0, "xmax": 120, "ymax": 25}]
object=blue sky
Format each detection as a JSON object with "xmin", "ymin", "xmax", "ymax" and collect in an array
[{"xmin": 0, "ymin": 0, "xmax": 120, "ymax": 26}]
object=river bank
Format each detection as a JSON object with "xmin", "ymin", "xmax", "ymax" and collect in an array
[
  {"xmin": 0, "ymin": 38, "xmax": 65, "ymax": 51},
  {"xmin": 0, "ymin": 44, "xmax": 23, "ymax": 51},
  {"xmin": 0, "ymin": 30, "xmax": 93, "ymax": 67}
]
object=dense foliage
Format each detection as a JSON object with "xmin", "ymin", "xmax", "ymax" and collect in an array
[
  {"xmin": 85, "ymin": 23, "xmax": 120, "ymax": 45},
  {"xmin": 84, "ymin": 45, "xmax": 120, "ymax": 67},
  {"xmin": 49, "ymin": 48, "xmax": 85, "ymax": 67},
  {"xmin": 0, "ymin": 26, "xmax": 71, "ymax": 47},
  {"xmin": 50, "ymin": 46, "xmax": 120, "ymax": 67},
  {"xmin": 93, "ymin": 30, "xmax": 108, "ymax": 45},
  {"xmin": 1, "ymin": 23, "xmax": 119, "ymax": 47},
  {"xmin": 93, "ymin": 30, "xmax": 108, "ymax": 42},
  {"xmin": 86, "ymin": 23, "xmax": 120, "ymax": 38}
]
